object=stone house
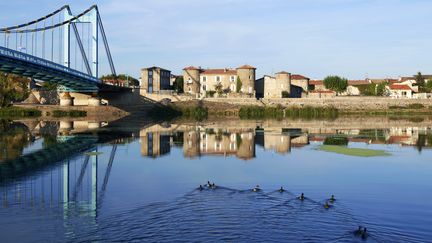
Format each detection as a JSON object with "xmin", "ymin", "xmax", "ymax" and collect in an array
[
  {"xmin": 183, "ymin": 65, "xmax": 256, "ymax": 97},
  {"xmin": 140, "ymin": 66, "xmax": 171, "ymax": 94},
  {"xmin": 291, "ymin": 74, "xmax": 310, "ymax": 92},
  {"xmin": 255, "ymin": 71, "xmax": 303, "ymax": 98}
]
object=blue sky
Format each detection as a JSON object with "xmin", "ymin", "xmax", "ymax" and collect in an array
[{"xmin": 1, "ymin": 0, "xmax": 431, "ymax": 79}]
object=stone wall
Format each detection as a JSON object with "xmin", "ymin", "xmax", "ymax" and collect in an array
[{"xmin": 262, "ymin": 97, "xmax": 432, "ymax": 111}]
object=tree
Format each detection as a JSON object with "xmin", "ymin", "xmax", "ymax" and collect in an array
[
  {"xmin": 214, "ymin": 83, "xmax": 223, "ymax": 96},
  {"xmin": 0, "ymin": 72, "xmax": 30, "ymax": 107},
  {"xmin": 100, "ymin": 74, "xmax": 139, "ymax": 86},
  {"xmin": 173, "ymin": 76, "xmax": 184, "ymax": 93},
  {"xmin": 415, "ymin": 72, "xmax": 425, "ymax": 89},
  {"xmin": 323, "ymin": 75, "xmax": 348, "ymax": 94},
  {"xmin": 236, "ymin": 76, "xmax": 242, "ymax": 93}
]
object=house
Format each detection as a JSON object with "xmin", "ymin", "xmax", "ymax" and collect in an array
[
  {"xmin": 291, "ymin": 74, "xmax": 310, "ymax": 92},
  {"xmin": 255, "ymin": 71, "xmax": 302, "ymax": 98},
  {"xmin": 141, "ymin": 66, "xmax": 172, "ymax": 94},
  {"xmin": 183, "ymin": 65, "xmax": 256, "ymax": 97},
  {"xmin": 388, "ymin": 84, "xmax": 415, "ymax": 98},
  {"xmin": 309, "ymin": 80, "xmax": 325, "ymax": 91}
]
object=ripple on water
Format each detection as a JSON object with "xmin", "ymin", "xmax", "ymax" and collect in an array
[{"xmin": 66, "ymin": 186, "xmax": 394, "ymax": 242}]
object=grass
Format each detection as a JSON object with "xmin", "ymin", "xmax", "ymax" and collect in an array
[
  {"xmin": 0, "ymin": 107, "xmax": 41, "ymax": 118},
  {"xmin": 238, "ymin": 105, "xmax": 338, "ymax": 120},
  {"xmin": 318, "ymin": 145, "xmax": 390, "ymax": 157},
  {"xmin": 148, "ymin": 104, "xmax": 208, "ymax": 121},
  {"xmin": 52, "ymin": 110, "xmax": 87, "ymax": 117}
]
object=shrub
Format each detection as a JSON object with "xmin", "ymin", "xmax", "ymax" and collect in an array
[
  {"xmin": 206, "ymin": 91, "xmax": 216, "ymax": 97},
  {"xmin": 407, "ymin": 103, "xmax": 424, "ymax": 109},
  {"xmin": 281, "ymin": 91, "xmax": 290, "ymax": 98}
]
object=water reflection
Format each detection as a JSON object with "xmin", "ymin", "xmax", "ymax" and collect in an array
[{"xmin": 0, "ymin": 118, "xmax": 432, "ymax": 242}]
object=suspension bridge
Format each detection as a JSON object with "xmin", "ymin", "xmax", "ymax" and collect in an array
[{"xmin": 0, "ymin": 5, "xmax": 125, "ymax": 100}]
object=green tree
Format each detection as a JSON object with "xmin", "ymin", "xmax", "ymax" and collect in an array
[
  {"xmin": 0, "ymin": 72, "xmax": 30, "ymax": 107},
  {"xmin": 215, "ymin": 83, "xmax": 223, "ymax": 96},
  {"xmin": 236, "ymin": 76, "xmax": 242, "ymax": 93},
  {"xmin": 173, "ymin": 76, "xmax": 184, "ymax": 93},
  {"xmin": 323, "ymin": 75, "xmax": 348, "ymax": 94},
  {"xmin": 424, "ymin": 79, "xmax": 432, "ymax": 93},
  {"xmin": 415, "ymin": 72, "xmax": 425, "ymax": 90},
  {"xmin": 100, "ymin": 74, "xmax": 139, "ymax": 86}
]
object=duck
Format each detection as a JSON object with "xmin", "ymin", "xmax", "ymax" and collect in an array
[
  {"xmin": 198, "ymin": 185, "xmax": 204, "ymax": 191},
  {"xmin": 297, "ymin": 193, "xmax": 305, "ymax": 201},
  {"xmin": 354, "ymin": 226, "xmax": 363, "ymax": 236},
  {"xmin": 252, "ymin": 185, "xmax": 261, "ymax": 192},
  {"xmin": 329, "ymin": 195, "xmax": 336, "ymax": 203},
  {"xmin": 361, "ymin": 228, "xmax": 368, "ymax": 240},
  {"xmin": 211, "ymin": 183, "xmax": 216, "ymax": 189},
  {"xmin": 323, "ymin": 201, "xmax": 332, "ymax": 209},
  {"xmin": 278, "ymin": 186, "xmax": 285, "ymax": 193},
  {"xmin": 207, "ymin": 181, "xmax": 212, "ymax": 187}
]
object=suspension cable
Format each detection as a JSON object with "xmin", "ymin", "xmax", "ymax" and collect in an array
[
  {"xmin": 51, "ymin": 16, "xmax": 54, "ymax": 62},
  {"xmin": 0, "ymin": 5, "xmax": 69, "ymax": 32}
]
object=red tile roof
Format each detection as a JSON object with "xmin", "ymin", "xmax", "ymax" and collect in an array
[
  {"xmin": 276, "ymin": 71, "xmax": 290, "ymax": 74},
  {"xmin": 183, "ymin": 66, "xmax": 200, "ymax": 70},
  {"xmin": 309, "ymin": 80, "xmax": 323, "ymax": 85},
  {"xmin": 389, "ymin": 84, "xmax": 412, "ymax": 91},
  {"xmin": 201, "ymin": 69, "xmax": 237, "ymax": 75},
  {"xmin": 237, "ymin": 64, "xmax": 256, "ymax": 69},
  {"xmin": 291, "ymin": 74, "xmax": 309, "ymax": 80},
  {"xmin": 348, "ymin": 80, "xmax": 370, "ymax": 85}
]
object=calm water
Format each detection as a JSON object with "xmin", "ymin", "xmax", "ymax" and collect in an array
[{"xmin": 0, "ymin": 118, "xmax": 432, "ymax": 242}]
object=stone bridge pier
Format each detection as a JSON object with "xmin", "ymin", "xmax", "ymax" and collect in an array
[{"xmin": 60, "ymin": 92, "xmax": 101, "ymax": 107}]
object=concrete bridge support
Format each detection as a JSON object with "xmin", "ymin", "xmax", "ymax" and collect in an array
[
  {"xmin": 60, "ymin": 92, "xmax": 74, "ymax": 106},
  {"xmin": 88, "ymin": 93, "xmax": 101, "ymax": 107}
]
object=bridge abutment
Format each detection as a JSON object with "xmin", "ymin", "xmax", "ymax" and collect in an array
[
  {"xmin": 88, "ymin": 93, "xmax": 101, "ymax": 107},
  {"xmin": 60, "ymin": 92, "xmax": 74, "ymax": 106}
]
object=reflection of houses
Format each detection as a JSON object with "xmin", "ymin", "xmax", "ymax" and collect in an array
[
  {"xmin": 140, "ymin": 131, "xmax": 171, "ymax": 158},
  {"xmin": 255, "ymin": 129, "xmax": 309, "ymax": 154},
  {"xmin": 183, "ymin": 130, "xmax": 255, "ymax": 160}
]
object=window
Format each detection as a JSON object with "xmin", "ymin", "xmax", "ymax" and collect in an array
[
  {"xmin": 202, "ymin": 76, "xmax": 207, "ymax": 82},
  {"xmin": 202, "ymin": 85, "xmax": 207, "ymax": 91},
  {"xmin": 216, "ymin": 76, "xmax": 221, "ymax": 82},
  {"xmin": 249, "ymin": 75, "xmax": 252, "ymax": 80},
  {"xmin": 230, "ymin": 76, "xmax": 235, "ymax": 82},
  {"xmin": 149, "ymin": 70, "xmax": 153, "ymax": 76}
]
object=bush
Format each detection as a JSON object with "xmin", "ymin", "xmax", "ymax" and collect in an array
[
  {"xmin": 323, "ymin": 136, "xmax": 348, "ymax": 146},
  {"xmin": 281, "ymin": 91, "xmax": 290, "ymax": 98},
  {"xmin": 407, "ymin": 103, "xmax": 424, "ymax": 109},
  {"xmin": 181, "ymin": 106, "xmax": 208, "ymax": 121},
  {"xmin": 206, "ymin": 91, "xmax": 216, "ymax": 97}
]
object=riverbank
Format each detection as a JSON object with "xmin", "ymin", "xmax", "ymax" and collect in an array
[
  {"xmin": 171, "ymin": 98, "xmax": 432, "ymax": 119},
  {"xmin": 6, "ymin": 104, "xmax": 128, "ymax": 122}
]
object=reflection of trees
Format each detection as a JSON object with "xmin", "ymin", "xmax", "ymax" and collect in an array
[
  {"xmin": 416, "ymin": 134, "xmax": 432, "ymax": 152},
  {"xmin": 0, "ymin": 120, "xmax": 33, "ymax": 161}
]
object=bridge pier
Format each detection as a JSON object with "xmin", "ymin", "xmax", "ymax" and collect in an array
[
  {"xmin": 60, "ymin": 92, "xmax": 74, "ymax": 106},
  {"xmin": 88, "ymin": 93, "xmax": 101, "ymax": 107}
]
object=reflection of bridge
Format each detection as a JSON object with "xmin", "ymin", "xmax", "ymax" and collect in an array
[{"xmin": 0, "ymin": 5, "xmax": 127, "ymax": 97}]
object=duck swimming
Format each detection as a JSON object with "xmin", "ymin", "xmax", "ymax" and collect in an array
[
  {"xmin": 354, "ymin": 226, "xmax": 363, "ymax": 236},
  {"xmin": 211, "ymin": 183, "xmax": 216, "ymax": 189},
  {"xmin": 323, "ymin": 201, "xmax": 332, "ymax": 209},
  {"xmin": 252, "ymin": 185, "xmax": 261, "ymax": 192},
  {"xmin": 199, "ymin": 185, "xmax": 204, "ymax": 191},
  {"xmin": 278, "ymin": 186, "xmax": 285, "ymax": 193},
  {"xmin": 207, "ymin": 181, "xmax": 212, "ymax": 187},
  {"xmin": 297, "ymin": 193, "xmax": 305, "ymax": 200},
  {"xmin": 361, "ymin": 228, "xmax": 368, "ymax": 239},
  {"xmin": 329, "ymin": 195, "xmax": 336, "ymax": 203}
]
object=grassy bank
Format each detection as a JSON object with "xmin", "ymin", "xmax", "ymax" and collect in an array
[
  {"xmin": 0, "ymin": 107, "xmax": 41, "ymax": 118},
  {"xmin": 318, "ymin": 145, "xmax": 390, "ymax": 157},
  {"xmin": 238, "ymin": 105, "xmax": 339, "ymax": 120}
]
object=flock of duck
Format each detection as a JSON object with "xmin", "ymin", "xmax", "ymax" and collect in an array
[{"xmin": 198, "ymin": 181, "xmax": 368, "ymax": 240}]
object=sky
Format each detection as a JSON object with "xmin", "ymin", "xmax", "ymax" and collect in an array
[{"xmin": 0, "ymin": 0, "xmax": 431, "ymax": 80}]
